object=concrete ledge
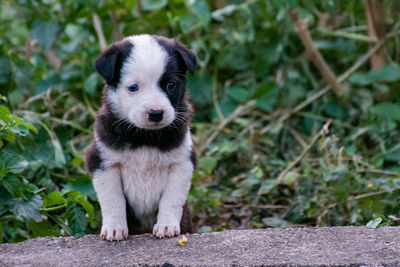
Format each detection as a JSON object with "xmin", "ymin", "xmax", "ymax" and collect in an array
[{"xmin": 1, "ymin": 226, "xmax": 399, "ymax": 266}]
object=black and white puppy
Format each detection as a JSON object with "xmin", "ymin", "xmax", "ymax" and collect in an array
[{"xmin": 85, "ymin": 34, "xmax": 197, "ymax": 241}]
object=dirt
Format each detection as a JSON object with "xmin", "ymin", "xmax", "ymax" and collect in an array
[{"xmin": 1, "ymin": 226, "xmax": 399, "ymax": 266}]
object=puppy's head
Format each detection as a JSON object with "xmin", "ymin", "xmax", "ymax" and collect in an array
[{"xmin": 95, "ymin": 34, "xmax": 196, "ymax": 129}]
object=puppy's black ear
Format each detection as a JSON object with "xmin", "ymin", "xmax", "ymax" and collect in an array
[
  {"xmin": 154, "ymin": 36, "xmax": 197, "ymax": 74},
  {"xmin": 174, "ymin": 41, "xmax": 197, "ymax": 74},
  {"xmin": 94, "ymin": 40, "xmax": 133, "ymax": 87}
]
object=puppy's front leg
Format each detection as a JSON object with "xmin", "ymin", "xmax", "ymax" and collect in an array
[
  {"xmin": 92, "ymin": 167, "xmax": 128, "ymax": 241},
  {"xmin": 153, "ymin": 160, "xmax": 193, "ymax": 238}
]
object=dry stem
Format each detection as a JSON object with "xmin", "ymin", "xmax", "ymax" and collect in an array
[
  {"xmin": 274, "ymin": 119, "xmax": 332, "ymax": 185},
  {"xmin": 109, "ymin": 11, "xmax": 123, "ymax": 42},
  {"xmin": 365, "ymin": 0, "xmax": 387, "ymax": 69},
  {"xmin": 92, "ymin": 13, "xmax": 107, "ymax": 51},
  {"xmin": 289, "ymin": 9, "xmax": 343, "ymax": 98}
]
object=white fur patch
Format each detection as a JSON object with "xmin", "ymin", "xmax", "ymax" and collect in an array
[
  {"xmin": 107, "ymin": 34, "xmax": 175, "ymax": 129},
  {"xmin": 92, "ymin": 166, "xmax": 128, "ymax": 241},
  {"xmin": 94, "ymin": 131, "xmax": 193, "ymax": 235}
]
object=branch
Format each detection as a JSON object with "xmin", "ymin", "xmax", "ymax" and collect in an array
[
  {"xmin": 274, "ymin": 119, "xmax": 332, "ymax": 185},
  {"xmin": 46, "ymin": 49, "xmax": 61, "ymax": 70},
  {"xmin": 289, "ymin": 9, "xmax": 343, "ymax": 98},
  {"xmin": 92, "ymin": 13, "xmax": 107, "ymax": 51},
  {"xmin": 26, "ymin": 35, "xmax": 33, "ymax": 60},
  {"xmin": 109, "ymin": 11, "xmax": 123, "ymax": 42},
  {"xmin": 365, "ymin": 0, "xmax": 387, "ymax": 69}
]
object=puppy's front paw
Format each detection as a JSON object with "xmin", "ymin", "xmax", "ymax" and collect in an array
[
  {"xmin": 153, "ymin": 223, "xmax": 180, "ymax": 238},
  {"xmin": 101, "ymin": 222, "xmax": 128, "ymax": 241}
]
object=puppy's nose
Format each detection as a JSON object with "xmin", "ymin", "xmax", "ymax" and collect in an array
[{"xmin": 148, "ymin": 109, "xmax": 164, "ymax": 122}]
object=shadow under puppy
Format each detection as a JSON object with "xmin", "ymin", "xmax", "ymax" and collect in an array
[{"xmin": 85, "ymin": 34, "xmax": 197, "ymax": 241}]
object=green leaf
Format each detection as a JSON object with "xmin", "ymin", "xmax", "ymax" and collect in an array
[
  {"xmin": 211, "ymin": 5, "xmax": 236, "ymax": 22},
  {"xmin": 11, "ymin": 194, "xmax": 43, "ymax": 221},
  {"xmin": 367, "ymin": 63, "xmax": 400, "ymax": 83},
  {"xmin": 187, "ymin": 74, "xmax": 213, "ymax": 105},
  {"xmin": 349, "ymin": 72, "xmax": 372, "ymax": 86},
  {"xmin": 371, "ymin": 103, "xmax": 400, "ymax": 121},
  {"xmin": 258, "ymin": 180, "xmax": 275, "ymax": 195},
  {"xmin": 0, "ymin": 153, "xmax": 28, "ymax": 174},
  {"xmin": 77, "ymin": 198, "xmax": 94, "ymax": 221},
  {"xmin": 2, "ymin": 175, "xmax": 21, "ymax": 196},
  {"xmin": 282, "ymin": 171, "xmax": 299, "ymax": 186},
  {"xmin": 31, "ymin": 20, "xmax": 59, "ymax": 52},
  {"xmin": 366, "ymin": 217, "xmax": 382, "ymax": 229},
  {"xmin": 253, "ymin": 81, "xmax": 275, "ymax": 99},
  {"xmin": 63, "ymin": 176, "xmax": 96, "ymax": 200},
  {"xmin": 262, "ymin": 217, "xmax": 288, "ymax": 227},
  {"xmin": 66, "ymin": 202, "xmax": 87, "ymax": 236},
  {"xmin": 190, "ymin": 0, "xmax": 210, "ymax": 26},
  {"xmin": 0, "ymin": 57, "xmax": 12, "ymax": 84},
  {"xmin": 256, "ymin": 85, "xmax": 280, "ymax": 113},
  {"xmin": 29, "ymin": 220, "xmax": 60, "ymax": 237},
  {"xmin": 0, "ymin": 105, "xmax": 11, "ymax": 118},
  {"xmin": 141, "ymin": 0, "xmax": 167, "ymax": 11},
  {"xmin": 215, "ymin": 97, "xmax": 237, "ymax": 118},
  {"xmin": 199, "ymin": 156, "xmax": 217, "ymax": 174},
  {"xmin": 84, "ymin": 73, "xmax": 99, "ymax": 95},
  {"xmin": 43, "ymin": 192, "xmax": 65, "ymax": 208},
  {"xmin": 51, "ymin": 138, "xmax": 66, "ymax": 168},
  {"xmin": 228, "ymin": 87, "xmax": 249, "ymax": 103}
]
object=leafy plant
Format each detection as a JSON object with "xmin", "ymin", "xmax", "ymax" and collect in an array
[{"xmin": 1, "ymin": 0, "xmax": 400, "ymax": 242}]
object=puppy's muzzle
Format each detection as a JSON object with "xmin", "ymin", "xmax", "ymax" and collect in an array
[{"xmin": 148, "ymin": 109, "xmax": 164, "ymax": 123}]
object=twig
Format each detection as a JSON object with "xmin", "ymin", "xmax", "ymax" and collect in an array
[
  {"xmin": 109, "ymin": 11, "xmax": 123, "ymax": 42},
  {"xmin": 223, "ymin": 203, "xmax": 288, "ymax": 209},
  {"xmin": 365, "ymin": 0, "xmax": 387, "ymax": 69},
  {"xmin": 92, "ymin": 13, "xmax": 107, "ymax": 51},
  {"xmin": 250, "ymin": 204, "xmax": 288, "ymax": 209},
  {"xmin": 26, "ymin": 35, "xmax": 33, "ymax": 60},
  {"xmin": 212, "ymin": 69, "xmax": 224, "ymax": 121},
  {"xmin": 274, "ymin": 119, "xmax": 332, "ymax": 185},
  {"xmin": 317, "ymin": 29, "xmax": 370, "ymax": 42},
  {"xmin": 321, "ymin": 187, "xmax": 400, "ymax": 213},
  {"xmin": 357, "ymin": 169, "xmax": 400, "ymax": 176},
  {"xmin": 46, "ymin": 49, "xmax": 61, "ymax": 70},
  {"xmin": 198, "ymin": 100, "xmax": 255, "ymax": 155},
  {"xmin": 289, "ymin": 9, "xmax": 343, "ymax": 98},
  {"xmin": 289, "ymin": 128, "xmax": 307, "ymax": 148},
  {"xmin": 40, "ymin": 203, "xmax": 67, "ymax": 212},
  {"xmin": 296, "ymin": 111, "xmax": 354, "ymax": 129}
]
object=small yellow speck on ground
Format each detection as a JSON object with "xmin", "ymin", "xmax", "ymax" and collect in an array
[
  {"xmin": 368, "ymin": 183, "xmax": 373, "ymax": 188},
  {"xmin": 177, "ymin": 235, "xmax": 188, "ymax": 246}
]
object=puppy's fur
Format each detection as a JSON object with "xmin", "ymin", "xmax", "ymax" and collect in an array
[{"xmin": 85, "ymin": 34, "xmax": 197, "ymax": 241}]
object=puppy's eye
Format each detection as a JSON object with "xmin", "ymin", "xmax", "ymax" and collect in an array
[
  {"xmin": 128, "ymin": 84, "xmax": 139, "ymax": 93},
  {"xmin": 166, "ymin": 82, "xmax": 176, "ymax": 91}
]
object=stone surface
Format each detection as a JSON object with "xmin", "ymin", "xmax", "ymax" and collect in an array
[{"xmin": 0, "ymin": 226, "xmax": 399, "ymax": 266}]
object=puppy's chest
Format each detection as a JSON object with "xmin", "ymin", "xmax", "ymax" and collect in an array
[{"xmin": 102, "ymin": 147, "xmax": 182, "ymax": 215}]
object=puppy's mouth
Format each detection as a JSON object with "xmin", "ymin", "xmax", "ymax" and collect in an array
[{"xmin": 140, "ymin": 121, "xmax": 171, "ymax": 130}]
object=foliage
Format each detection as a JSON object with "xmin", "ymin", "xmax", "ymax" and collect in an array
[{"xmin": 1, "ymin": 0, "xmax": 400, "ymax": 242}]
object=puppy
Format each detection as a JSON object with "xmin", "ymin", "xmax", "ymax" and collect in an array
[{"xmin": 85, "ymin": 34, "xmax": 197, "ymax": 241}]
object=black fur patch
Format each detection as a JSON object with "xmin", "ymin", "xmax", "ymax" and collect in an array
[
  {"xmin": 126, "ymin": 201, "xmax": 155, "ymax": 235},
  {"xmin": 95, "ymin": 102, "xmax": 190, "ymax": 151},
  {"xmin": 154, "ymin": 36, "xmax": 197, "ymax": 74},
  {"xmin": 94, "ymin": 40, "xmax": 133, "ymax": 87},
  {"xmin": 85, "ymin": 142, "xmax": 103, "ymax": 173},
  {"xmin": 190, "ymin": 146, "xmax": 198, "ymax": 170}
]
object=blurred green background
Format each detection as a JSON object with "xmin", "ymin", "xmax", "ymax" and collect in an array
[{"xmin": 1, "ymin": 0, "xmax": 400, "ymax": 243}]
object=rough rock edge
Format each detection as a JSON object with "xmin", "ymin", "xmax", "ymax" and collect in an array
[{"xmin": 1, "ymin": 226, "xmax": 399, "ymax": 266}]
